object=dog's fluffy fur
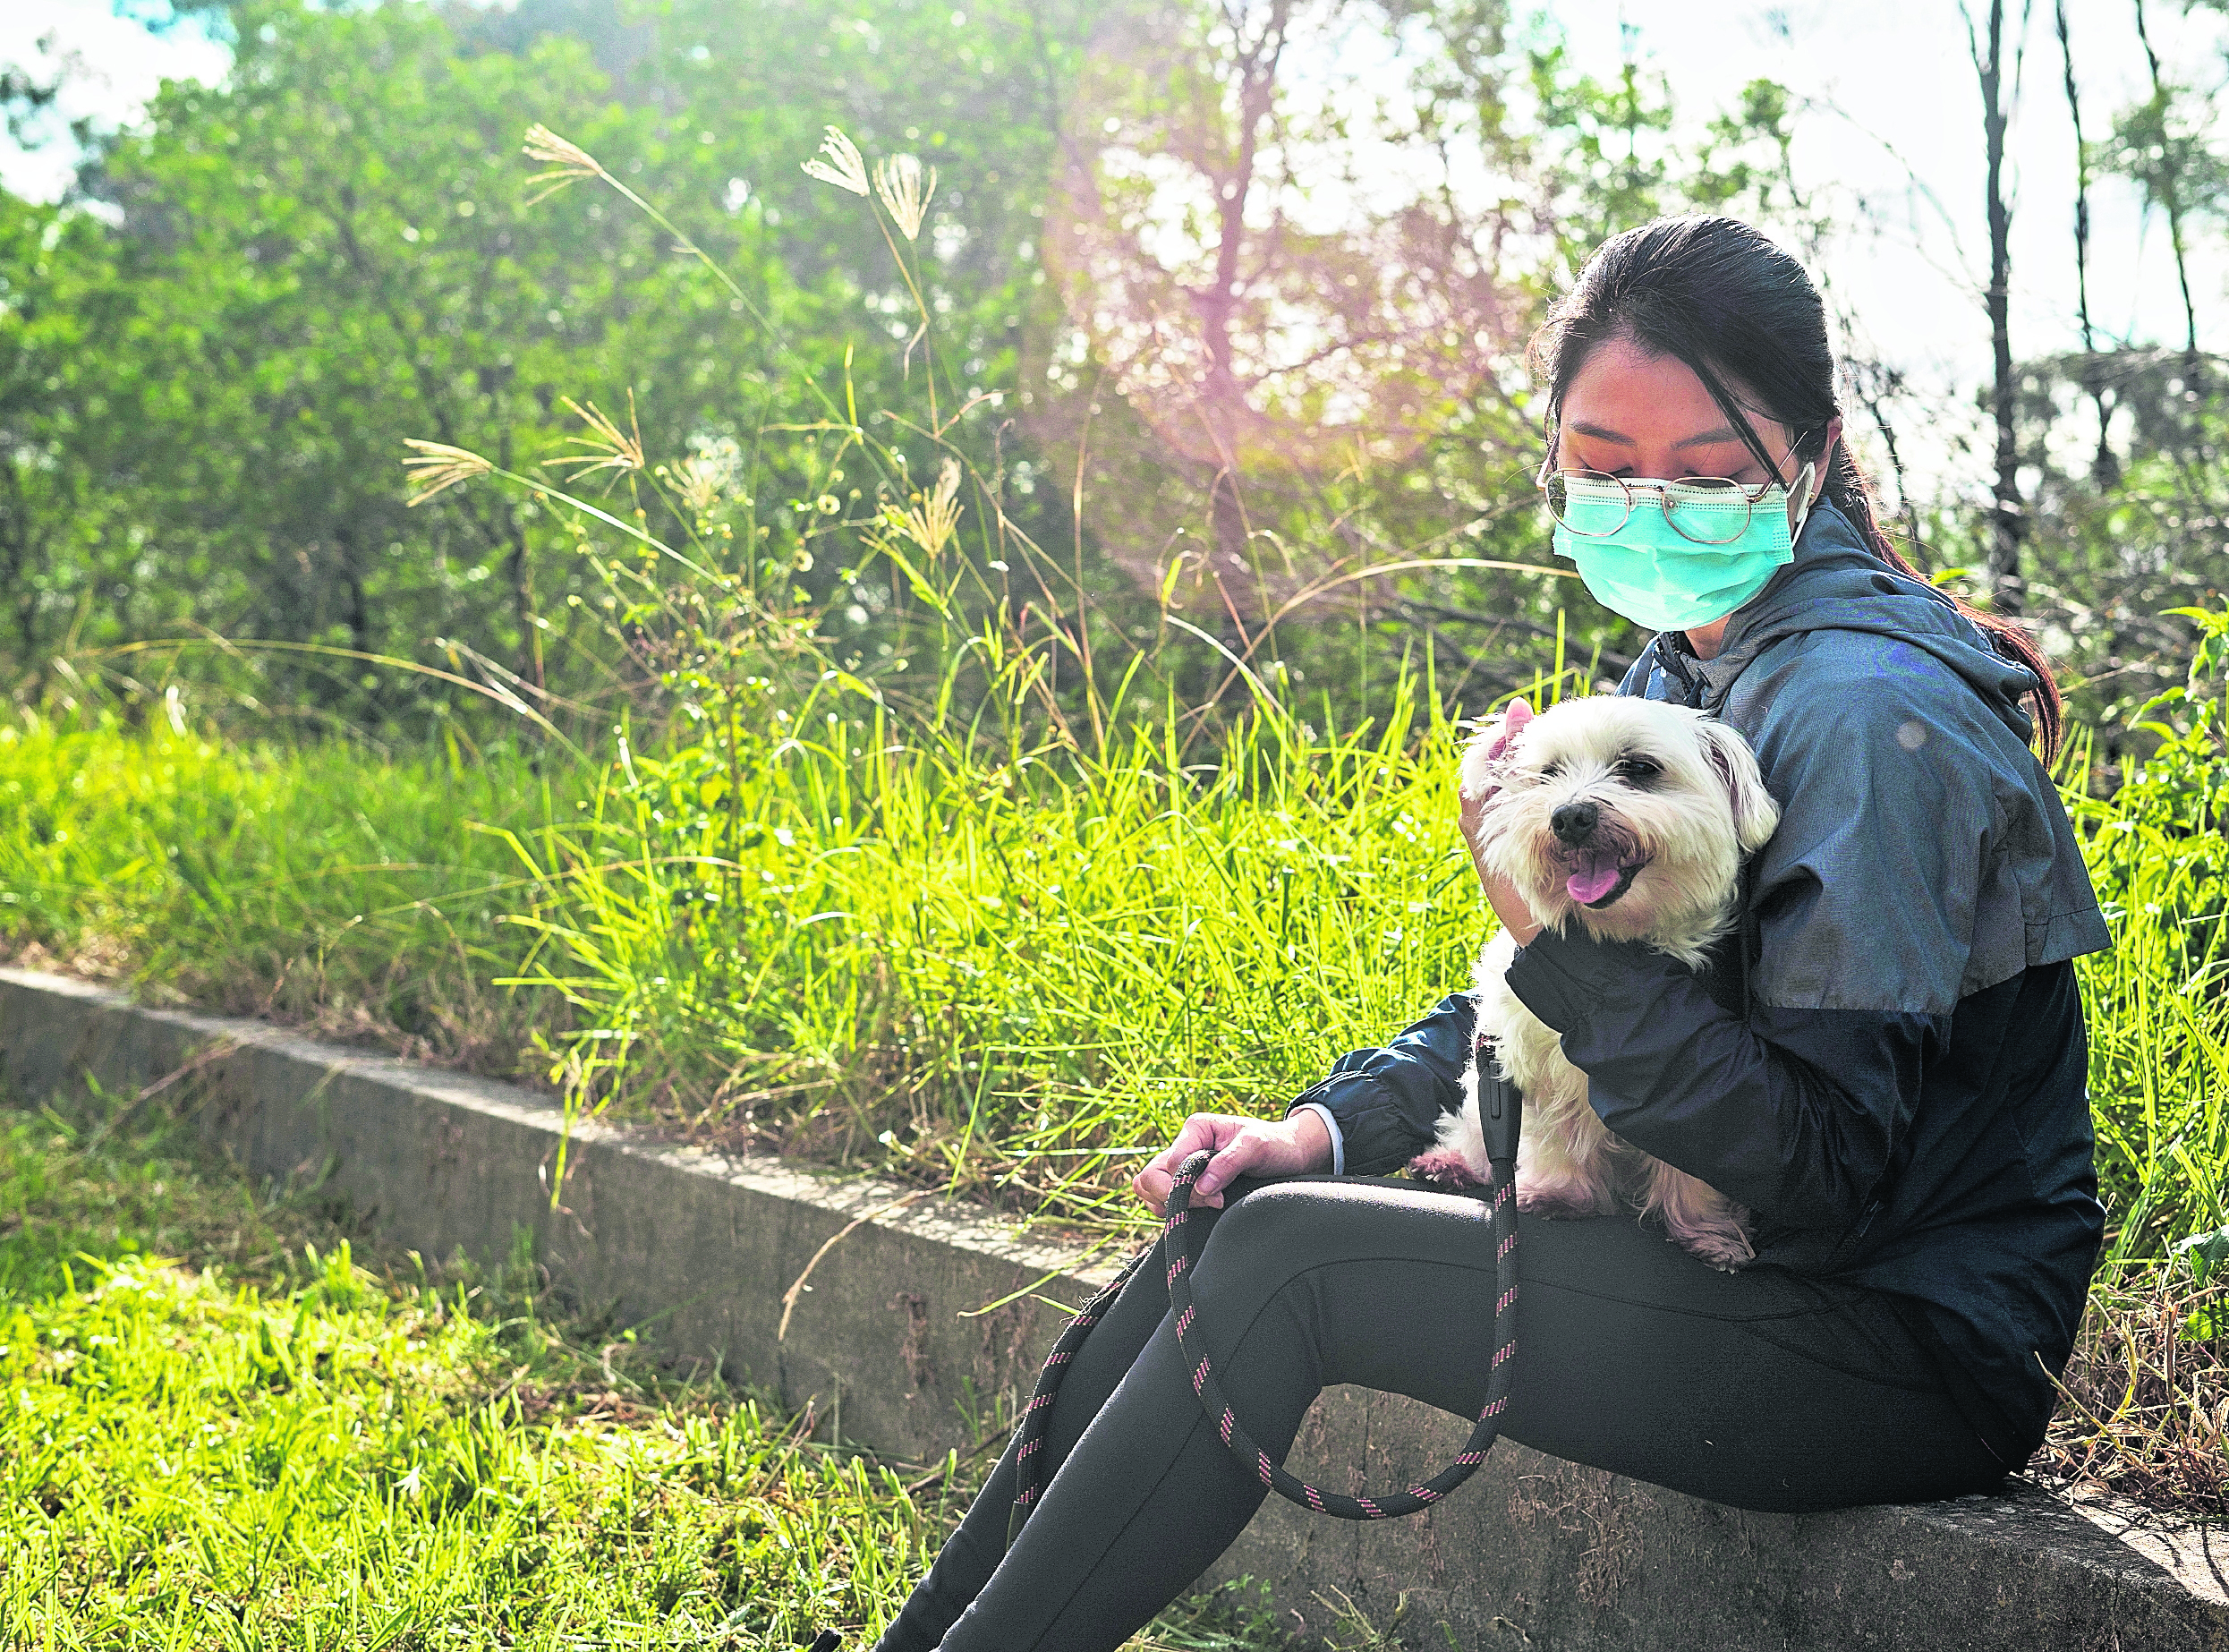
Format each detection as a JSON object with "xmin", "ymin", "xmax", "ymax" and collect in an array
[{"xmin": 1408, "ymin": 695, "xmax": 1781, "ymax": 1271}]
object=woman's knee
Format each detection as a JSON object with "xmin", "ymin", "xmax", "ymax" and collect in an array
[{"xmin": 1190, "ymin": 1181, "xmax": 1339, "ymax": 1307}]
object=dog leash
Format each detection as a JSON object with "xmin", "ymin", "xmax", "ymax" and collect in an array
[
  {"xmin": 1007, "ymin": 1061, "xmax": 1523, "ymax": 1543},
  {"xmin": 808, "ymin": 1074, "xmax": 1521, "ymax": 1646}
]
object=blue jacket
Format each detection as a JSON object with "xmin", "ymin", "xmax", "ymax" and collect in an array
[{"xmin": 1291, "ymin": 501, "xmax": 2111, "ymax": 1462}]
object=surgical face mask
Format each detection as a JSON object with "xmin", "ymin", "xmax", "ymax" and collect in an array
[{"xmin": 1540, "ymin": 462, "xmax": 1817, "ymax": 634}]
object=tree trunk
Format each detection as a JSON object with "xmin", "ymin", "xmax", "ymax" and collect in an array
[
  {"xmin": 1968, "ymin": 0, "xmax": 2027, "ymax": 612},
  {"xmin": 2133, "ymin": 0, "xmax": 2201, "ymax": 361},
  {"xmin": 1195, "ymin": 0, "xmax": 1291, "ymax": 632},
  {"xmin": 2055, "ymin": 0, "xmax": 2118, "ymax": 486}
]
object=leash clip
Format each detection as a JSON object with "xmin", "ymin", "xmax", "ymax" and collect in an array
[{"xmin": 1476, "ymin": 1035, "xmax": 1522, "ymax": 1170}]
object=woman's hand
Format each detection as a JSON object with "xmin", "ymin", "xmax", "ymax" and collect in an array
[
  {"xmin": 1463, "ymin": 702, "xmax": 1544, "ymax": 947},
  {"xmin": 1133, "ymin": 1109, "xmax": 1331, "ymax": 1215}
]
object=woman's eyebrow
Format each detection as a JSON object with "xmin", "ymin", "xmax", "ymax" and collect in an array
[
  {"xmin": 1565, "ymin": 420, "xmax": 1633, "ymax": 445},
  {"xmin": 1566, "ymin": 421, "xmax": 1748, "ymax": 449}
]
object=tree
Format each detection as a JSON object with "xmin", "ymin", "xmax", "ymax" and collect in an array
[
  {"xmin": 2128, "ymin": 0, "xmax": 2202, "ymax": 362},
  {"xmin": 38, "ymin": 2, "xmax": 816, "ymax": 723},
  {"xmin": 0, "ymin": 195, "xmax": 126, "ymax": 694},
  {"xmin": 2054, "ymin": 0, "xmax": 2118, "ymax": 487},
  {"xmin": 1961, "ymin": 0, "xmax": 2032, "ymax": 612},
  {"xmin": 1042, "ymin": 0, "xmax": 1516, "ymax": 566},
  {"xmin": 0, "ymin": 0, "xmax": 1124, "ymax": 731}
]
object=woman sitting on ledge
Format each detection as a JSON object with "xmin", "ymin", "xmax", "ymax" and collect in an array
[{"xmin": 872, "ymin": 214, "xmax": 2109, "ymax": 1652}]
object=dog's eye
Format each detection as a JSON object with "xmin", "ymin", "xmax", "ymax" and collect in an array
[
  {"xmin": 1537, "ymin": 760, "xmax": 1564, "ymax": 779},
  {"xmin": 1614, "ymin": 754, "xmax": 1663, "ymax": 784}
]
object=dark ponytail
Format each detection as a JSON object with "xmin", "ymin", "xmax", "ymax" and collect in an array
[{"xmin": 1531, "ymin": 216, "xmax": 2063, "ymax": 760}]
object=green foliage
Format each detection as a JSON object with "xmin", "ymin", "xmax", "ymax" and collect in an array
[
  {"xmin": 0, "ymin": 1096, "xmax": 1293, "ymax": 1649},
  {"xmin": 0, "ymin": 193, "xmax": 118, "ymax": 685},
  {"xmin": 0, "ymin": 718, "xmax": 565, "ymax": 1065},
  {"xmin": 500, "ymin": 667, "xmax": 1545, "ymax": 1219},
  {"xmin": 0, "ymin": 0, "xmax": 1852, "ymax": 747},
  {"xmin": 4, "ymin": 0, "xmax": 1093, "ymax": 729},
  {"xmin": 2, "ymin": 0, "xmax": 2223, "ymax": 760}
]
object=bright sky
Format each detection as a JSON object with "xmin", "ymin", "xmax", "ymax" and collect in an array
[
  {"xmin": 1561, "ymin": 0, "xmax": 2227, "ymax": 495},
  {"xmin": 0, "ymin": 2, "xmax": 227, "ymax": 199},
  {"xmin": 4, "ymin": 0, "xmax": 2221, "ymax": 497}
]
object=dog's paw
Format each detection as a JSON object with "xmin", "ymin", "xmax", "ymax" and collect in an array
[
  {"xmin": 1674, "ymin": 1224, "xmax": 1757, "ymax": 1273},
  {"xmin": 1514, "ymin": 1173, "xmax": 1618, "ymax": 1218},
  {"xmin": 1407, "ymin": 1149, "xmax": 1487, "ymax": 1189}
]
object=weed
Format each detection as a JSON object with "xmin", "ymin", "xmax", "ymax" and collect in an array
[{"xmin": 2038, "ymin": 1263, "xmax": 2229, "ymax": 1513}]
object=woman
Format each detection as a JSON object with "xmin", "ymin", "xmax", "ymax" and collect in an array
[{"xmin": 873, "ymin": 216, "xmax": 2109, "ymax": 1652}]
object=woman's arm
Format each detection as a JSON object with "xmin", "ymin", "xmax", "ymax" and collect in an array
[
  {"xmin": 1131, "ymin": 991, "xmax": 1480, "ymax": 1212},
  {"xmin": 1505, "ymin": 932, "xmax": 1938, "ymax": 1228},
  {"xmin": 1280, "ymin": 992, "xmax": 1478, "ymax": 1176}
]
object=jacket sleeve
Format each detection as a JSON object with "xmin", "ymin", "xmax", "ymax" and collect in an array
[
  {"xmin": 1504, "ymin": 650, "xmax": 2001, "ymax": 1229},
  {"xmin": 1505, "ymin": 933, "xmax": 1947, "ymax": 1227},
  {"xmin": 1284, "ymin": 992, "xmax": 1475, "ymax": 1177}
]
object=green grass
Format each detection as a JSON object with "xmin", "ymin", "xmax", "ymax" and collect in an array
[
  {"xmin": 0, "ymin": 690, "xmax": 1501, "ymax": 1230},
  {"xmin": 5, "ymin": 684, "xmax": 2226, "ymax": 1265},
  {"xmin": 0, "ymin": 1094, "xmax": 1291, "ymax": 1648},
  {"xmin": 0, "ymin": 719, "xmax": 565, "ymax": 1072},
  {"xmin": 501, "ymin": 678, "xmax": 1496, "ymax": 1227},
  {"xmin": 2067, "ymin": 781, "xmax": 2229, "ymax": 1271}
]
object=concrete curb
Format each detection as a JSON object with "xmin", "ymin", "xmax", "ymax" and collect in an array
[{"xmin": 3, "ymin": 967, "xmax": 2222, "ymax": 1650}]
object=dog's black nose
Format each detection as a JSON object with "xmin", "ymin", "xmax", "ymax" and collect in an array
[{"xmin": 1550, "ymin": 799, "xmax": 1599, "ymax": 845}]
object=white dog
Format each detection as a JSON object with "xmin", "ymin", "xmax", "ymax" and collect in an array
[{"xmin": 1408, "ymin": 695, "xmax": 1780, "ymax": 1271}]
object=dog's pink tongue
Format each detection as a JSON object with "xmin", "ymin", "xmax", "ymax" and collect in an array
[{"xmin": 1566, "ymin": 861, "xmax": 1622, "ymax": 904}]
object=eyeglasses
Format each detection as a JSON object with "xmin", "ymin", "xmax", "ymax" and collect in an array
[{"xmin": 1533, "ymin": 456, "xmax": 1780, "ymax": 548}]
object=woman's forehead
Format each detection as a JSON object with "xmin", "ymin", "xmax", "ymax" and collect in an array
[{"xmin": 1561, "ymin": 336, "xmax": 1781, "ymax": 452}]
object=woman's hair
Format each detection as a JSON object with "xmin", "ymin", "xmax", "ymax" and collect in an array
[{"xmin": 1530, "ymin": 215, "xmax": 2063, "ymax": 759}]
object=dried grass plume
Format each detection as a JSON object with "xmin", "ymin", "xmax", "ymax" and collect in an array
[
  {"xmin": 548, "ymin": 395, "xmax": 646, "ymax": 484},
  {"xmin": 802, "ymin": 126, "xmax": 870, "ymax": 198},
  {"xmin": 521, "ymin": 123, "xmax": 608, "ymax": 205},
  {"xmin": 873, "ymin": 153, "xmax": 938, "ymax": 242},
  {"xmin": 898, "ymin": 458, "xmax": 964, "ymax": 558},
  {"xmin": 403, "ymin": 439, "xmax": 495, "ymax": 506}
]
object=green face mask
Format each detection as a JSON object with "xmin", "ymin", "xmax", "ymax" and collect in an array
[{"xmin": 1547, "ymin": 464, "xmax": 1816, "ymax": 633}]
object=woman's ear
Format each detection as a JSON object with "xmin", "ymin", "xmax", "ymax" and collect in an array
[
  {"xmin": 1696, "ymin": 719, "xmax": 1780, "ymax": 854},
  {"xmin": 1816, "ymin": 414, "xmax": 1845, "ymax": 496},
  {"xmin": 1785, "ymin": 415, "xmax": 1842, "ymax": 532}
]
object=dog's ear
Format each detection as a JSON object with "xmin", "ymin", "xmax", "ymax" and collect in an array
[
  {"xmin": 1459, "ymin": 696, "xmax": 1534, "ymax": 799},
  {"xmin": 1695, "ymin": 718, "xmax": 1780, "ymax": 853}
]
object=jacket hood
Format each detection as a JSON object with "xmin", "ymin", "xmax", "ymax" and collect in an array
[{"xmin": 1669, "ymin": 498, "xmax": 2040, "ymax": 743}]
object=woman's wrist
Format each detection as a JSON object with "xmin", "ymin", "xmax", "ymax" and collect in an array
[
  {"xmin": 1284, "ymin": 1106, "xmax": 1334, "ymax": 1174},
  {"xmin": 1468, "ymin": 844, "xmax": 1543, "ymax": 945}
]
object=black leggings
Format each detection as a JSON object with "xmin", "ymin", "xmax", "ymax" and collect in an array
[{"xmin": 876, "ymin": 1176, "xmax": 2005, "ymax": 1652}]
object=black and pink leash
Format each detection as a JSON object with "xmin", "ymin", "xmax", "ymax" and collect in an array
[
  {"xmin": 812, "ymin": 1071, "xmax": 1519, "ymax": 1646},
  {"xmin": 1007, "ymin": 1058, "xmax": 1523, "ymax": 1543}
]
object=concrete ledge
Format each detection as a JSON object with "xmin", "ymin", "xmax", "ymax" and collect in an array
[{"xmin": 3, "ymin": 967, "xmax": 2222, "ymax": 1650}]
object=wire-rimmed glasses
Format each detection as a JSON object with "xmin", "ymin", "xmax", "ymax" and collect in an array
[{"xmin": 1534, "ymin": 456, "xmax": 1780, "ymax": 547}]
